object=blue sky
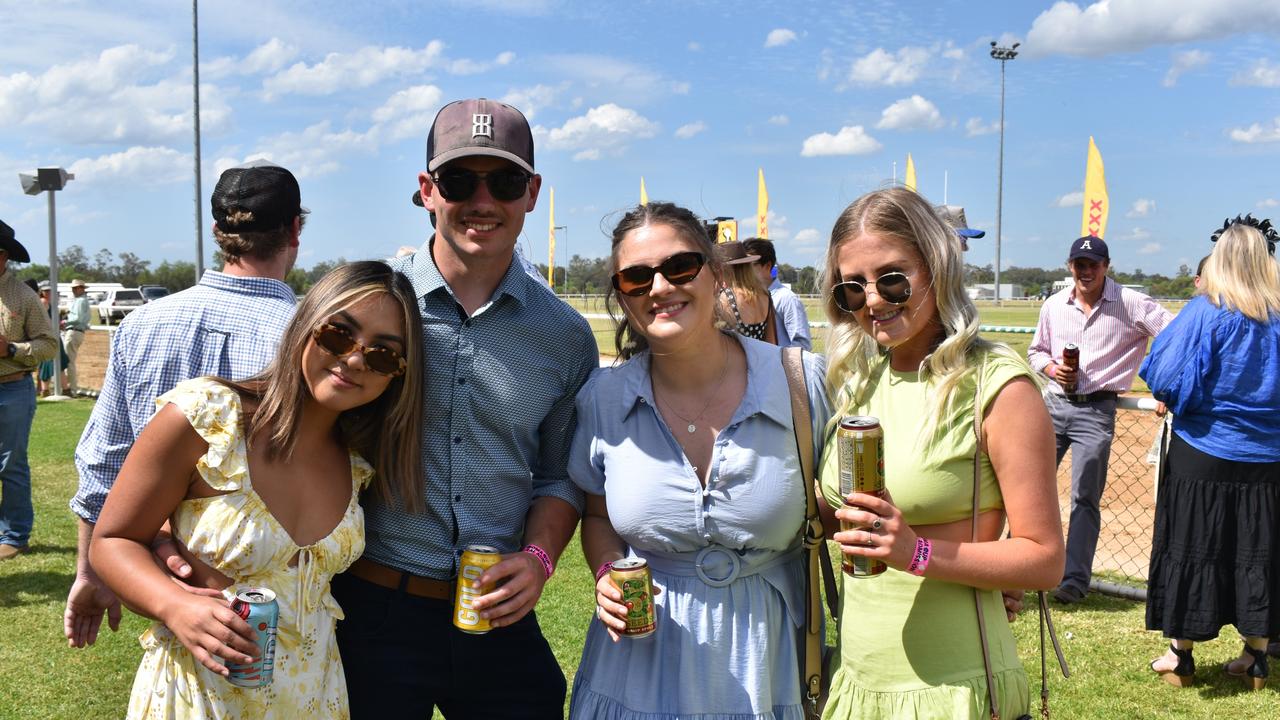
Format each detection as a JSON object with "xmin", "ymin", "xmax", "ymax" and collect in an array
[{"xmin": 2, "ymin": 0, "xmax": 1279, "ymax": 276}]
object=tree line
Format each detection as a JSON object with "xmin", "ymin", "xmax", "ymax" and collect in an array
[{"xmin": 11, "ymin": 245, "xmax": 1203, "ymax": 300}]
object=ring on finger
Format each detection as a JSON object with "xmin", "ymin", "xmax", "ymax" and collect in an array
[{"xmin": 871, "ymin": 517, "xmax": 883, "ymax": 531}]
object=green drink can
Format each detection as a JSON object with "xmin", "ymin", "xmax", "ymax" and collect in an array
[{"xmin": 609, "ymin": 558, "xmax": 656, "ymax": 638}]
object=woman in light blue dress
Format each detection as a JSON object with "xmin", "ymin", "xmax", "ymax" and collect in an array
[{"xmin": 568, "ymin": 202, "xmax": 830, "ymax": 720}]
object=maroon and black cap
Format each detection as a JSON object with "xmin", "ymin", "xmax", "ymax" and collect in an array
[
  {"xmin": 211, "ymin": 160, "xmax": 302, "ymax": 233},
  {"xmin": 427, "ymin": 99, "xmax": 534, "ymax": 174}
]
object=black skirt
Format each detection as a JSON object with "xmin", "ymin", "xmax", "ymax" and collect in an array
[{"xmin": 1146, "ymin": 433, "xmax": 1280, "ymax": 640}]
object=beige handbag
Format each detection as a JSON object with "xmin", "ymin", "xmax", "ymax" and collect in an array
[
  {"xmin": 781, "ymin": 347, "xmax": 838, "ymax": 720},
  {"xmin": 970, "ymin": 361, "xmax": 1070, "ymax": 720}
]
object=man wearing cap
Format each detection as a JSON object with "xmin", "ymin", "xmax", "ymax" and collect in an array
[
  {"xmin": 64, "ymin": 161, "xmax": 304, "ymax": 647},
  {"xmin": 0, "ymin": 220, "xmax": 58, "ymax": 561},
  {"xmin": 62, "ymin": 279, "xmax": 91, "ymax": 394},
  {"xmin": 742, "ymin": 237, "xmax": 811, "ymax": 349},
  {"xmin": 1028, "ymin": 235, "xmax": 1172, "ymax": 604},
  {"xmin": 333, "ymin": 99, "xmax": 597, "ymax": 718}
]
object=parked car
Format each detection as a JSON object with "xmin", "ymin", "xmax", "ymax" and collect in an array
[
  {"xmin": 97, "ymin": 288, "xmax": 145, "ymax": 325},
  {"xmin": 140, "ymin": 285, "xmax": 170, "ymax": 302}
]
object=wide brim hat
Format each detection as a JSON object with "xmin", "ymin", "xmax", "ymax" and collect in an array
[
  {"xmin": 716, "ymin": 241, "xmax": 760, "ymax": 266},
  {"xmin": 0, "ymin": 220, "xmax": 31, "ymax": 263},
  {"xmin": 70, "ymin": 278, "xmax": 87, "ymax": 288}
]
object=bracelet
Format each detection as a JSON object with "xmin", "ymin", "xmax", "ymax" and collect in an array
[
  {"xmin": 907, "ymin": 538, "xmax": 932, "ymax": 576},
  {"xmin": 522, "ymin": 544, "xmax": 554, "ymax": 579},
  {"xmin": 594, "ymin": 561, "xmax": 615, "ymax": 582}
]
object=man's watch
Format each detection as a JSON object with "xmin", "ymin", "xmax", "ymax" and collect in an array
[{"xmin": 5, "ymin": 342, "xmax": 15, "ymax": 359}]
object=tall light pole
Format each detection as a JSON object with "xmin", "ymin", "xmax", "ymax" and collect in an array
[
  {"xmin": 19, "ymin": 167, "xmax": 75, "ymax": 401},
  {"xmin": 192, "ymin": 0, "xmax": 204, "ymax": 282},
  {"xmin": 989, "ymin": 40, "xmax": 1019, "ymax": 305},
  {"xmin": 554, "ymin": 225, "xmax": 569, "ymax": 293}
]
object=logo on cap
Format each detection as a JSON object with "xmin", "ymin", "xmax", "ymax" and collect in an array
[
  {"xmin": 1079, "ymin": 239, "xmax": 1092, "ymax": 250},
  {"xmin": 472, "ymin": 114, "xmax": 493, "ymax": 139}
]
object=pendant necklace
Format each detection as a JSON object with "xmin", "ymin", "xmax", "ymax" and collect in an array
[{"xmin": 655, "ymin": 337, "xmax": 730, "ymax": 434}]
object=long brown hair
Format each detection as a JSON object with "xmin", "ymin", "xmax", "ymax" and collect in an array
[{"xmin": 218, "ymin": 260, "xmax": 426, "ymax": 512}]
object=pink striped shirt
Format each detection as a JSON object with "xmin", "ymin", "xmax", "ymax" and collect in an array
[{"xmin": 1028, "ymin": 277, "xmax": 1173, "ymax": 395}]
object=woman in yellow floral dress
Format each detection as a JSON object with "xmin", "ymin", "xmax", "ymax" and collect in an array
[{"xmin": 91, "ymin": 261, "xmax": 424, "ymax": 719}]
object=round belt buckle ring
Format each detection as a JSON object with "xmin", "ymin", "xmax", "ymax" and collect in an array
[{"xmin": 694, "ymin": 546, "xmax": 741, "ymax": 587}]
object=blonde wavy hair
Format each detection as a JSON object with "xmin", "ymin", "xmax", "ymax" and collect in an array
[
  {"xmin": 1202, "ymin": 224, "xmax": 1280, "ymax": 322},
  {"xmin": 820, "ymin": 187, "xmax": 1026, "ymax": 442}
]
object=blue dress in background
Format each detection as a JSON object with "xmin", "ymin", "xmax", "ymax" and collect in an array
[{"xmin": 567, "ymin": 336, "xmax": 830, "ymax": 720}]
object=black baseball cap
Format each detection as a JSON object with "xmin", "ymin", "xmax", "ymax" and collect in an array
[
  {"xmin": 0, "ymin": 220, "xmax": 30, "ymax": 263},
  {"xmin": 1068, "ymin": 235, "xmax": 1109, "ymax": 262},
  {"xmin": 427, "ymin": 99, "xmax": 534, "ymax": 174},
  {"xmin": 211, "ymin": 160, "xmax": 302, "ymax": 233}
]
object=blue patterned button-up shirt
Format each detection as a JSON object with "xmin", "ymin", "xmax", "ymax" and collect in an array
[
  {"xmin": 71, "ymin": 271, "xmax": 296, "ymax": 522},
  {"xmin": 368, "ymin": 242, "xmax": 598, "ymax": 579}
]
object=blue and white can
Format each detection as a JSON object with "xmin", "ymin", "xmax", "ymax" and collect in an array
[{"xmin": 225, "ymin": 586, "xmax": 279, "ymax": 687}]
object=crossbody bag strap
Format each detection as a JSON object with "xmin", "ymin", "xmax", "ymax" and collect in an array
[
  {"xmin": 970, "ymin": 360, "xmax": 1001, "ymax": 720},
  {"xmin": 781, "ymin": 346, "xmax": 835, "ymax": 713}
]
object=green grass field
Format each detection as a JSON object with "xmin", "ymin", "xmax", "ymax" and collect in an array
[{"xmin": 3, "ymin": 399, "xmax": 1275, "ymax": 718}]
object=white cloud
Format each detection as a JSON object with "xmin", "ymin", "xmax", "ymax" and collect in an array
[
  {"xmin": 1054, "ymin": 191, "xmax": 1084, "ymax": 207},
  {"xmin": 1232, "ymin": 59, "xmax": 1280, "ymax": 87},
  {"xmin": 965, "ymin": 117, "xmax": 1001, "ymax": 137},
  {"xmin": 371, "ymin": 85, "xmax": 444, "ymax": 142},
  {"xmin": 688, "ymin": 42, "xmax": 702, "ymax": 52},
  {"xmin": 1259, "ymin": 198, "xmax": 1280, "ymax": 208},
  {"xmin": 1229, "ymin": 117, "xmax": 1280, "ymax": 144},
  {"xmin": 235, "ymin": 121, "xmax": 378, "ymax": 178},
  {"xmin": 544, "ymin": 55, "xmax": 689, "ymax": 103},
  {"xmin": 674, "ymin": 121, "xmax": 706, "ymax": 139},
  {"xmin": 541, "ymin": 104, "xmax": 659, "ymax": 160},
  {"xmin": 792, "ymin": 228, "xmax": 823, "ymax": 250},
  {"xmin": 1162, "ymin": 49, "xmax": 1210, "ymax": 87},
  {"xmin": 765, "ymin": 29, "xmax": 798, "ymax": 48},
  {"xmin": 0, "ymin": 44, "xmax": 232, "ymax": 145},
  {"xmin": 1127, "ymin": 227, "xmax": 1153, "ymax": 241},
  {"xmin": 848, "ymin": 46, "xmax": 930, "ymax": 86},
  {"xmin": 1024, "ymin": 1, "xmax": 1280, "ymax": 57},
  {"xmin": 768, "ymin": 114, "xmax": 790, "ymax": 126},
  {"xmin": 1138, "ymin": 241, "xmax": 1162, "ymax": 255},
  {"xmin": 1127, "ymin": 198, "xmax": 1156, "ymax": 217},
  {"xmin": 800, "ymin": 126, "xmax": 881, "ymax": 157},
  {"xmin": 243, "ymin": 38, "xmax": 299, "ymax": 75},
  {"xmin": 67, "ymin": 146, "xmax": 190, "ymax": 186},
  {"xmin": 876, "ymin": 95, "xmax": 945, "ymax": 131},
  {"xmin": 501, "ymin": 83, "xmax": 566, "ymax": 120},
  {"xmin": 264, "ymin": 42, "xmax": 446, "ymax": 97},
  {"xmin": 447, "ymin": 51, "xmax": 516, "ymax": 76}
]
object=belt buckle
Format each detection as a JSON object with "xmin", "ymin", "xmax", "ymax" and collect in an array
[{"xmin": 693, "ymin": 546, "xmax": 741, "ymax": 587}]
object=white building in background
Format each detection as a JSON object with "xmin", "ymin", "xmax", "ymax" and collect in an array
[{"xmin": 966, "ymin": 283, "xmax": 1024, "ymax": 300}]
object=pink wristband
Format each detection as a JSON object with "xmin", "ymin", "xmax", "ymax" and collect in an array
[
  {"xmin": 522, "ymin": 544, "xmax": 554, "ymax": 579},
  {"xmin": 907, "ymin": 538, "xmax": 932, "ymax": 576},
  {"xmin": 594, "ymin": 561, "xmax": 615, "ymax": 582}
]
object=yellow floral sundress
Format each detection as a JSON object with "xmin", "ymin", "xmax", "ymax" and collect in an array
[{"xmin": 126, "ymin": 377, "xmax": 371, "ymax": 720}]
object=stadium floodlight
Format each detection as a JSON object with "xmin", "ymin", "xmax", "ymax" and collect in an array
[
  {"xmin": 989, "ymin": 41, "xmax": 1019, "ymax": 306},
  {"xmin": 17, "ymin": 167, "xmax": 75, "ymax": 401}
]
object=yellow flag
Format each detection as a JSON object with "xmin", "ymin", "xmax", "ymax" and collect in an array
[
  {"xmin": 640, "ymin": 177, "xmax": 649, "ymax": 206},
  {"xmin": 1081, "ymin": 136, "xmax": 1108, "ymax": 239},
  {"xmin": 757, "ymin": 168, "xmax": 769, "ymax": 239},
  {"xmin": 547, "ymin": 187, "xmax": 556, "ymax": 288},
  {"xmin": 904, "ymin": 153, "xmax": 917, "ymax": 192}
]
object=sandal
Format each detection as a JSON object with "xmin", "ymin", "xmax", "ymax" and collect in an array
[
  {"xmin": 1151, "ymin": 642, "xmax": 1195, "ymax": 687},
  {"xmin": 1227, "ymin": 645, "xmax": 1269, "ymax": 691}
]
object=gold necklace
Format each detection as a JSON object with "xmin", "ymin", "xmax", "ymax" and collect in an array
[{"xmin": 655, "ymin": 337, "xmax": 730, "ymax": 434}]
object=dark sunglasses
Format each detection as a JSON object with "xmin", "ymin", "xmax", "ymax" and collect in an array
[
  {"xmin": 831, "ymin": 272, "xmax": 913, "ymax": 313},
  {"xmin": 611, "ymin": 251, "xmax": 707, "ymax": 297},
  {"xmin": 312, "ymin": 322, "xmax": 407, "ymax": 377},
  {"xmin": 430, "ymin": 167, "xmax": 531, "ymax": 203}
]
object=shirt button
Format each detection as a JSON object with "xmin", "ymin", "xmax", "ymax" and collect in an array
[
  {"xmin": 454, "ymin": 494, "xmax": 462, "ymax": 502},
  {"xmin": 703, "ymin": 533, "xmax": 712, "ymax": 542},
  {"xmin": 463, "ymin": 319, "xmax": 472, "ymax": 328},
  {"xmin": 457, "ymin": 377, "xmax": 466, "ymax": 385},
  {"xmin": 453, "ymin": 436, "xmax": 462, "ymax": 444}
]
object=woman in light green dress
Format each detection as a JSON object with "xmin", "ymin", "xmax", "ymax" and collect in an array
[{"xmin": 815, "ymin": 188, "xmax": 1065, "ymax": 719}]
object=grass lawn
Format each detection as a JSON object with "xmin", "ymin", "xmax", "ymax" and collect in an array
[{"xmin": 7, "ymin": 381, "xmax": 1273, "ymax": 718}]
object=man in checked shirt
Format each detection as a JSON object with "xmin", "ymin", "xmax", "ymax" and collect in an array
[
  {"xmin": 1028, "ymin": 235, "xmax": 1172, "ymax": 604},
  {"xmin": 63, "ymin": 161, "xmax": 305, "ymax": 647}
]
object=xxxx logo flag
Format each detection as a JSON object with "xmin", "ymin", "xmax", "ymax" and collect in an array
[{"xmin": 1080, "ymin": 136, "xmax": 1108, "ymax": 239}]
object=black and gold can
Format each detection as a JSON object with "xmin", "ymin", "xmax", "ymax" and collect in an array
[{"xmin": 837, "ymin": 415, "xmax": 887, "ymax": 577}]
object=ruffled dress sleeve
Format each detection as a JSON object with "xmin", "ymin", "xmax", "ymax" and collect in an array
[
  {"xmin": 567, "ymin": 368, "xmax": 608, "ymax": 496},
  {"xmin": 155, "ymin": 377, "xmax": 249, "ymax": 492}
]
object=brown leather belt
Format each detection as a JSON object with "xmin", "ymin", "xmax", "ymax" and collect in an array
[
  {"xmin": 348, "ymin": 557, "xmax": 454, "ymax": 600},
  {"xmin": 0, "ymin": 371, "xmax": 32, "ymax": 384}
]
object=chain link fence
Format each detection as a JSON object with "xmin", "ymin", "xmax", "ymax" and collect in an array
[{"xmin": 1060, "ymin": 396, "xmax": 1164, "ymax": 599}]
